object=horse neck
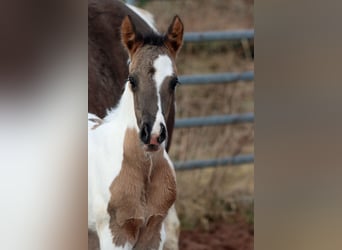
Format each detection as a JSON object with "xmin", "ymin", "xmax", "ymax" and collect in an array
[{"xmin": 106, "ymin": 82, "xmax": 138, "ymax": 131}]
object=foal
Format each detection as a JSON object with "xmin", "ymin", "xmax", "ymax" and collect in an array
[{"xmin": 88, "ymin": 15, "xmax": 183, "ymax": 250}]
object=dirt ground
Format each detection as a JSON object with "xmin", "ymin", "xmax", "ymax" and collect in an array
[{"xmin": 179, "ymin": 218, "xmax": 253, "ymax": 250}]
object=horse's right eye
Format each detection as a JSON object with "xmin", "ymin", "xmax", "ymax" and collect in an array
[{"xmin": 128, "ymin": 76, "xmax": 137, "ymax": 90}]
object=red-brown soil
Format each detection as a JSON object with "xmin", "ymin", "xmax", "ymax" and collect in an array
[{"xmin": 179, "ymin": 220, "xmax": 253, "ymax": 250}]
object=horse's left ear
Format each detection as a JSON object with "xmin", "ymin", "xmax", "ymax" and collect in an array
[
  {"xmin": 164, "ymin": 15, "xmax": 184, "ymax": 57},
  {"xmin": 121, "ymin": 15, "xmax": 142, "ymax": 58}
]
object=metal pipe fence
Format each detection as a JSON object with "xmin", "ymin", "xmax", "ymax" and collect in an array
[
  {"xmin": 174, "ymin": 30, "xmax": 254, "ymax": 170},
  {"xmin": 175, "ymin": 113, "xmax": 254, "ymax": 128},
  {"xmin": 174, "ymin": 154, "xmax": 254, "ymax": 171},
  {"xmin": 179, "ymin": 72, "xmax": 254, "ymax": 85},
  {"xmin": 184, "ymin": 30, "xmax": 254, "ymax": 42}
]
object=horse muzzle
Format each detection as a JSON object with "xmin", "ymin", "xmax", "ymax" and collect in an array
[{"xmin": 140, "ymin": 122, "xmax": 167, "ymax": 152}]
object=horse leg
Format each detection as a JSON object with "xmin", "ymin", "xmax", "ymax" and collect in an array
[
  {"xmin": 163, "ymin": 205, "xmax": 180, "ymax": 250},
  {"xmin": 88, "ymin": 229, "xmax": 100, "ymax": 250}
]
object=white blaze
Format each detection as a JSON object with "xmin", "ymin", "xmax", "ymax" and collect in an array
[{"xmin": 152, "ymin": 55, "xmax": 173, "ymax": 145}]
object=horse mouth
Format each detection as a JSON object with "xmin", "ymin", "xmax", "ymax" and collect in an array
[{"xmin": 143, "ymin": 144, "xmax": 160, "ymax": 152}]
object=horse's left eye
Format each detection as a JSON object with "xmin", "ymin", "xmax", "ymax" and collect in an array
[
  {"xmin": 170, "ymin": 77, "xmax": 179, "ymax": 90},
  {"xmin": 128, "ymin": 76, "xmax": 137, "ymax": 90}
]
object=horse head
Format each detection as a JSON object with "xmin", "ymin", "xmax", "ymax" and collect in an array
[{"xmin": 120, "ymin": 15, "xmax": 184, "ymax": 152}]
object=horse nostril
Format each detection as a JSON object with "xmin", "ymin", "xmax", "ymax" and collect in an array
[
  {"xmin": 158, "ymin": 123, "xmax": 167, "ymax": 144},
  {"xmin": 140, "ymin": 123, "xmax": 150, "ymax": 144}
]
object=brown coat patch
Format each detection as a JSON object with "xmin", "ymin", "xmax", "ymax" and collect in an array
[
  {"xmin": 108, "ymin": 128, "xmax": 176, "ymax": 249},
  {"xmin": 88, "ymin": 0, "xmax": 156, "ymax": 118},
  {"xmin": 88, "ymin": 229, "xmax": 100, "ymax": 250}
]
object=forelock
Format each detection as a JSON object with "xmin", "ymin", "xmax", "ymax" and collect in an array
[{"xmin": 134, "ymin": 32, "xmax": 165, "ymax": 47}]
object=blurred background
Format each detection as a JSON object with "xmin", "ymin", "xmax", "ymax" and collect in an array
[{"xmin": 127, "ymin": 1, "xmax": 254, "ymax": 249}]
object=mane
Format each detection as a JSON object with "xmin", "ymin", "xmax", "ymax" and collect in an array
[{"xmin": 139, "ymin": 32, "xmax": 166, "ymax": 47}]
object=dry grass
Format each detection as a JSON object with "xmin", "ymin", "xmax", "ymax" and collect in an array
[{"xmin": 141, "ymin": 0, "xmax": 254, "ymax": 228}]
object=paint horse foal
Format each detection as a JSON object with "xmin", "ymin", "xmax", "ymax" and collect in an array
[{"xmin": 88, "ymin": 14, "xmax": 183, "ymax": 250}]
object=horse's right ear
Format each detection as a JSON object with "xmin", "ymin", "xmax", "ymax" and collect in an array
[{"xmin": 121, "ymin": 15, "xmax": 142, "ymax": 58}]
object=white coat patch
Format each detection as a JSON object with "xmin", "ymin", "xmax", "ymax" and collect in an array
[{"xmin": 151, "ymin": 55, "xmax": 173, "ymax": 142}]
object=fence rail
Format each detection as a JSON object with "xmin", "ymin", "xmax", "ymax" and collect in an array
[
  {"xmin": 184, "ymin": 30, "xmax": 254, "ymax": 42},
  {"xmin": 174, "ymin": 154, "xmax": 254, "ymax": 171},
  {"xmin": 179, "ymin": 71, "xmax": 254, "ymax": 85},
  {"xmin": 175, "ymin": 113, "xmax": 254, "ymax": 128},
  {"xmin": 174, "ymin": 29, "xmax": 254, "ymax": 170}
]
